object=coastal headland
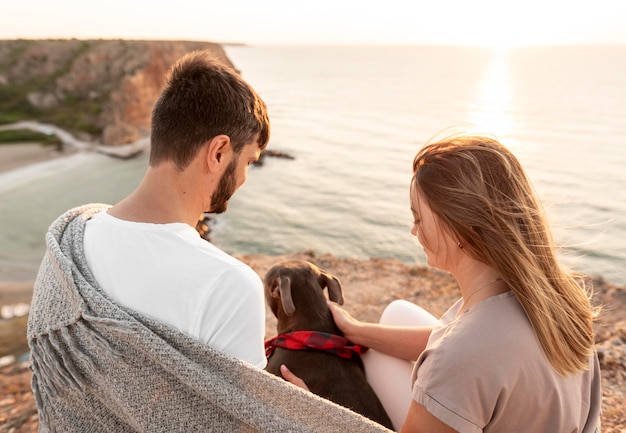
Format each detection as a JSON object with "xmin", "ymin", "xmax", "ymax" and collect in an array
[{"xmin": 0, "ymin": 39, "xmax": 234, "ymax": 148}]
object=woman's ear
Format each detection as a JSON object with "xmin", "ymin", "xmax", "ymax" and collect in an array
[{"xmin": 206, "ymin": 135, "xmax": 232, "ymax": 172}]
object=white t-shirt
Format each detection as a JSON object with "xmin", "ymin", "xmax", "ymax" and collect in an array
[
  {"xmin": 411, "ymin": 291, "xmax": 602, "ymax": 433},
  {"xmin": 83, "ymin": 210, "xmax": 267, "ymax": 368}
]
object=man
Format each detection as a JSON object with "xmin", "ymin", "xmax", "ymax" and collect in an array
[
  {"xmin": 26, "ymin": 50, "xmax": 391, "ymax": 432},
  {"xmin": 82, "ymin": 50, "xmax": 270, "ymax": 367}
]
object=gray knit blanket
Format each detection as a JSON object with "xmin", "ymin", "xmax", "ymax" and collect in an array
[{"xmin": 27, "ymin": 204, "xmax": 392, "ymax": 433}]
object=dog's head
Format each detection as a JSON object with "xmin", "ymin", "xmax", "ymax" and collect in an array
[{"xmin": 264, "ymin": 260, "xmax": 344, "ymax": 320}]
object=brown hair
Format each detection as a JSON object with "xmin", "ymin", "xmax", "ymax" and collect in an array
[
  {"xmin": 149, "ymin": 50, "xmax": 270, "ymax": 169},
  {"xmin": 412, "ymin": 134, "xmax": 597, "ymax": 376}
]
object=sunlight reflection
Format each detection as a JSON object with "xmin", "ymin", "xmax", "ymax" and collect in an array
[{"xmin": 467, "ymin": 49, "xmax": 514, "ymax": 140}]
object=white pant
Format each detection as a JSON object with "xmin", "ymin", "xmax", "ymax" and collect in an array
[{"xmin": 362, "ymin": 300, "xmax": 438, "ymax": 431}]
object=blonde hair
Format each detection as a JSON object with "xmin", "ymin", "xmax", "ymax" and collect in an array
[{"xmin": 412, "ymin": 134, "xmax": 597, "ymax": 376}]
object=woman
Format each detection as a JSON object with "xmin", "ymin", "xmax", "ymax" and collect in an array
[{"xmin": 283, "ymin": 133, "xmax": 602, "ymax": 432}]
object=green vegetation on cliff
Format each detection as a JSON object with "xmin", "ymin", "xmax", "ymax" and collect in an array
[
  {"xmin": 0, "ymin": 39, "xmax": 233, "ymax": 145},
  {"xmin": 0, "ymin": 129, "xmax": 62, "ymax": 147},
  {"xmin": 0, "ymin": 39, "xmax": 105, "ymax": 135}
]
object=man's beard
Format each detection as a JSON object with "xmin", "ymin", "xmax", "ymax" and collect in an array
[{"xmin": 209, "ymin": 158, "xmax": 237, "ymax": 214}]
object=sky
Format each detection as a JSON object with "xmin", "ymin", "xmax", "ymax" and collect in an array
[{"xmin": 2, "ymin": 0, "xmax": 626, "ymax": 47}]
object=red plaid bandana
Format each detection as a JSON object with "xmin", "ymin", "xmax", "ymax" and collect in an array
[{"xmin": 265, "ymin": 331, "xmax": 369, "ymax": 361}]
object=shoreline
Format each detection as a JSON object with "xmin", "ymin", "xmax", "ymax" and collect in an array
[
  {"xmin": 1, "ymin": 139, "xmax": 625, "ymax": 293},
  {"xmin": 0, "ymin": 121, "xmax": 150, "ymax": 165},
  {"xmin": 2, "ymin": 128, "xmax": 625, "ymax": 285}
]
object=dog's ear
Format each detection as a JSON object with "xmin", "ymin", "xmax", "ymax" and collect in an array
[
  {"xmin": 321, "ymin": 272, "xmax": 344, "ymax": 305},
  {"xmin": 276, "ymin": 275, "xmax": 296, "ymax": 316}
]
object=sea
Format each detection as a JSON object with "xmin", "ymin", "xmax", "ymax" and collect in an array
[{"xmin": 0, "ymin": 45, "xmax": 625, "ymax": 285}]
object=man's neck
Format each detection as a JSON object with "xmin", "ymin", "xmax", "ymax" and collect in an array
[{"xmin": 108, "ymin": 163, "xmax": 205, "ymax": 226}]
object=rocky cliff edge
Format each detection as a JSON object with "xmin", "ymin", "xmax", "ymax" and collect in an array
[{"xmin": 0, "ymin": 39, "xmax": 235, "ymax": 146}]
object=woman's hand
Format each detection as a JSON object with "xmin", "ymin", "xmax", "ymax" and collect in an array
[
  {"xmin": 280, "ymin": 364, "xmax": 310, "ymax": 391},
  {"xmin": 329, "ymin": 300, "xmax": 433, "ymax": 361},
  {"xmin": 327, "ymin": 300, "xmax": 363, "ymax": 342}
]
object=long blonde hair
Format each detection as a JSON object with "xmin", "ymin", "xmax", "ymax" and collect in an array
[{"xmin": 412, "ymin": 134, "xmax": 597, "ymax": 375}]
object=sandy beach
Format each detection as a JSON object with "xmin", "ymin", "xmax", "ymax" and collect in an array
[
  {"xmin": 0, "ymin": 143, "xmax": 66, "ymax": 173},
  {"xmin": 0, "ymin": 147, "xmax": 624, "ymax": 432}
]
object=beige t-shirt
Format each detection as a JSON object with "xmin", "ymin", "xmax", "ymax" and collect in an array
[{"xmin": 411, "ymin": 291, "xmax": 601, "ymax": 433}]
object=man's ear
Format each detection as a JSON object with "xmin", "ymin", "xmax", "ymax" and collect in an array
[{"xmin": 206, "ymin": 135, "xmax": 232, "ymax": 172}]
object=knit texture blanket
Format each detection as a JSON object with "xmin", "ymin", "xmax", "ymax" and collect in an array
[{"xmin": 27, "ymin": 204, "xmax": 392, "ymax": 433}]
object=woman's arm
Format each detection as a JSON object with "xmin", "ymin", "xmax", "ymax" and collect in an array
[
  {"xmin": 328, "ymin": 301, "xmax": 432, "ymax": 361},
  {"xmin": 400, "ymin": 401, "xmax": 458, "ymax": 433}
]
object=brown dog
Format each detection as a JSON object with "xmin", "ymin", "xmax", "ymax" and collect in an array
[{"xmin": 264, "ymin": 260, "xmax": 393, "ymax": 429}]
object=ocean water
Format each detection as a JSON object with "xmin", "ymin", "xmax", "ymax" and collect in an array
[{"xmin": 0, "ymin": 45, "xmax": 625, "ymax": 285}]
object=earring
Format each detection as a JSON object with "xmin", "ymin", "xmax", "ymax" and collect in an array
[{"xmin": 457, "ymin": 242, "xmax": 464, "ymax": 249}]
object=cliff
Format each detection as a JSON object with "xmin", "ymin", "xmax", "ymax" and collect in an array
[
  {"xmin": 1, "ymin": 251, "xmax": 625, "ymax": 432},
  {"xmin": 0, "ymin": 39, "xmax": 235, "ymax": 146}
]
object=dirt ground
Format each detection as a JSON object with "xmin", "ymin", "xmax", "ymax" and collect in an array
[{"xmin": 1, "ymin": 250, "xmax": 624, "ymax": 432}]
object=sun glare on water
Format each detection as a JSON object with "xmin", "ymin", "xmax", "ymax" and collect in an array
[{"xmin": 467, "ymin": 49, "xmax": 514, "ymax": 138}]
